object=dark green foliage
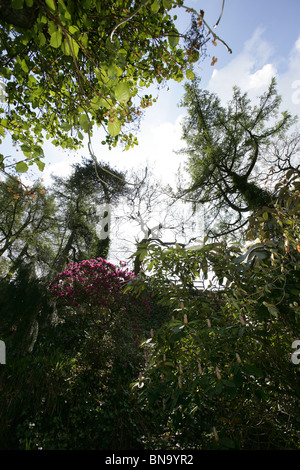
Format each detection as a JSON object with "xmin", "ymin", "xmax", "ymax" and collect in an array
[
  {"xmin": 0, "ymin": 249, "xmax": 169, "ymax": 449},
  {"xmin": 0, "ymin": 264, "xmax": 53, "ymax": 356}
]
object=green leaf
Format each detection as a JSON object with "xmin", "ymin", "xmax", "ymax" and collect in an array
[
  {"xmin": 38, "ymin": 32, "xmax": 46, "ymax": 47},
  {"xmin": 162, "ymin": 0, "xmax": 172, "ymax": 9},
  {"xmin": 16, "ymin": 161, "xmax": 28, "ymax": 173},
  {"xmin": 61, "ymin": 121, "xmax": 72, "ymax": 131},
  {"xmin": 262, "ymin": 211, "xmax": 269, "ymax": 221},
  {"xmin": 146, "ymin": 260, "xmax": 155, "ymax": 271},
  {"xmin": 35, "ymin": 159, "xmax": 45, "ymax": 172},
  {"xmin": 61, "ymin": 37, "xmax": 79, "ymax": 57},
  {"xmin": 186, "ymin": 69, "xmax": 194, "ymax": 80},
  {"xmin": 20, "ymin": 144, "xmax": 31, "ymax": 156},
  {"xmin": 90, "ymin": 95, "xmax": 101, "ymax": 110},
  {"xmin": 68, "ymin": 25, "xmax": 79, "ymax": 34},
  {"xmin": 80, "ymin": 33, "xmax": 88, "ymax": 48},
  {"xmin": 32, "ymin": 145, "xmax": 43, "ymax": 157},
  {"xmin": 12, "ymin": 0, "xmax": 24, "ymax": 9},
  {"xmin": 115, "ymin": 82, "xmax": 131, "ymax": 103},
  {"xmin": 263, "ymin": 302, "xmax": 279, "ymax": 318},
  {"xmin": 50, "ymin": 30, "xmax": 62, "ymax": 48},
  {"xmin": 20, "ymin": 59, "xmax": 29, "ymax": 73},
  {"xmin": 151, "ymin": 0, "xmax": 160, "ymax": 13},
  {"xmin": 45, "ymin": 0, "xmax": 56, "ymax": 11},
  {"xmin": 168, "ymin": 29, "xmax": 179, "ymax": 49},
  {"xmin": 107, "ymin": 64, "xmax": 123, "ymax": 79},
  {"xmin": 139, "ymin": 249, "xmax": 148, "ymax": 261},
  {"xmin": 78, "ymin": 114, "xmax": 90, "ymax": 132},
  {"xmin": 107, "ymin": 119, "xmax": 121, "ymax": 137},
  {"xmin": 174, "ymin": 70, "xmax": 184, "ymax": 82}
]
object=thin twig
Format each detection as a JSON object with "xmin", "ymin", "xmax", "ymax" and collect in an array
[{"xmin": 110, "ymin": 0, "xmax": 152, "ymax": 43}]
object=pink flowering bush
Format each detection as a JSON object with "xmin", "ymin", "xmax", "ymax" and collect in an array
[
  {"xmin": 49, "ymin": 257, "xmax": 151, "ymax": 347},
  {"xmin": 50, "ymin": 258, "xmax": 134, "ymax": 307},
  {"xmin": 7, "ymin": 258, "xmax": 156, "ymax": 450}
]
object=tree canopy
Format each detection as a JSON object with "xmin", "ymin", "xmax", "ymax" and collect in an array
[{"xmin": 0, "ymin": 0, "xmax": 231, "ymax": 177}]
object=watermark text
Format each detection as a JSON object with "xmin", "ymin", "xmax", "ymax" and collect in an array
[
  {"xmin": 291, "ymin": 340, "xmax": 300, "ymax": 365},
  {"xmin": 0, "ymin": 340, "xmax": 6, "ymax": 364}
]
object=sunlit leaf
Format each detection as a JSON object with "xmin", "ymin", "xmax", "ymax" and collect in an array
[
  {"xmin": 186, "ymin": 69, "xmax": 194, "ymax": 80},
  {"xmin": 107, "ymin": 119, "xmax": 121, "ymax": 136},
  {"xmin": 38, "ymin": 32, "xmax": 46, "ymax": 47},
  {"xmin": 36, "ymin": 159, "xmax": 45, "ymax": 172},
  {"xmin": 115, "ymin": 82, "xmax": 131, "ymax": 103},
  {"xmin": 50, "ymin": 30, "xmax": 62, "ymax": 48},
  {"xmin": 151, "ymin": 0, "xmax": 160, "ymax": 13},
  {"xmin": 16, "ymin": 161, "xmax": 28, "ymax": 173}
]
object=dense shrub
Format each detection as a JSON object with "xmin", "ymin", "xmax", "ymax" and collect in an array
[{"xmin": 0, "ymin": 258, "xmax": 156, "ymax": 449}]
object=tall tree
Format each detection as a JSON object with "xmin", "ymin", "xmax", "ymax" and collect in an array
[
  {"xmin": 50, "ymin": 158, "xmax": 128, "ymax": 274},
  {"xmin": 0, "ymin": 176, "xmax": 56, "ymax": 275},
  {"xmin": 177, "ymin": 77, "xmax": 295, "ymax": 238}
]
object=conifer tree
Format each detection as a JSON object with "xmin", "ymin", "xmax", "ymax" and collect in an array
[{"xmin": 178, "ymin": 77, "xmax": 295, "ymax": 238}]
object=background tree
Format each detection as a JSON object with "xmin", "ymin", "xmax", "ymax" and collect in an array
[
  {"xmin": 108, "ymin": 166, "xmax": 204, "ymax": 274},
  {"xmin": 0, "ymin": 177, "xmax": 56, "ymax": 275},
  {"xmin": 49, "ymin": 157, "xmax": 128, "ymax": 274},
  {"xmin": 177, "ymin": 77, "xmax": 295, "ymax": 239}
]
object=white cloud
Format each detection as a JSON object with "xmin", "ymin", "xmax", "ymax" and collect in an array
[
  {"xmin": 247, "ymin": 63, "xmax": 276, "ymax": 90},
  {"xmin": 206, "ymin": 28, "xmax": 300, "ymax": 121},
  {"xmin": 41, "ymin": 113, "xmax": 186, "ymax": 188},
  {"xmin": 43, "ymin": 160, "xmax": 75, "ymax": 186},
  {"xmin": 207, "ymin": 27, "xmax": 278, "ymax": 104},
  {"xmin": 295, "ymin": 37, "xmax": 300, "ymax": 53},
  {"xmin": 276, "ymin": 34, "xmax": 300, "ymax": 117}
]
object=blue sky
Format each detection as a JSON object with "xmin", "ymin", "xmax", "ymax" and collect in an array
[{"xmin": 1, "ymin": 0, "xmax": 300, "ymax": 187}]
